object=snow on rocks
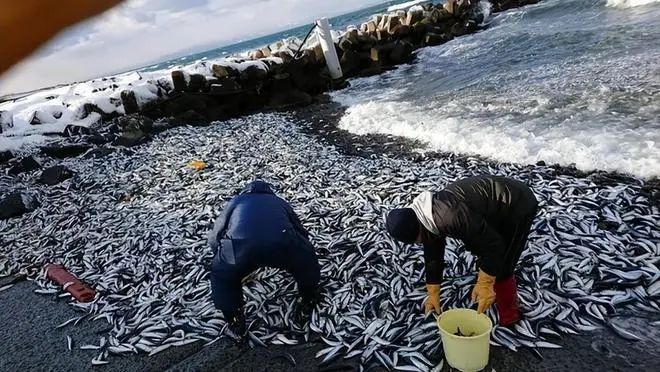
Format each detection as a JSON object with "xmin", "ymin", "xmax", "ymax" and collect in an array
[{"xmin": 0, "ymin": 47, "xmax": 292, "ymax": 152}]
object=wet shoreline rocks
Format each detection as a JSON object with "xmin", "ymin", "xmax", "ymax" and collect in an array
[{"xmin": 0, "ymin": 192, "xmax": 39, "ymax": 220}]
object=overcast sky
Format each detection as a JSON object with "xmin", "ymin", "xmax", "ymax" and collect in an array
[{"xmin": 0, "ymin": 0, "xmax": 387, "ymax": 96}]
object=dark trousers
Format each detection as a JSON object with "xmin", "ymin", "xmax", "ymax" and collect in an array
[
  {"xmin": 495, "ymin": 204, "xmax": 538, "ymax": 281},
  {"xmin": 210, "ymin": 232, "xmax": 320, "ymax": 319}
]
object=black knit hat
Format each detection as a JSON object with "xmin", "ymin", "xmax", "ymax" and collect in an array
[{"xmin": 386, "ymin": 208, "xmax": 419, "ymax": 244}]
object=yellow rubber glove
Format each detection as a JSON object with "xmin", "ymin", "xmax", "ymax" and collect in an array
[
  {"xmin": 471, "ymin": 270, "xmax": 496, "ymax": 314},
  {"xmin": 424, "ymin": 284, "xmax": 442, "ymax": 315}
]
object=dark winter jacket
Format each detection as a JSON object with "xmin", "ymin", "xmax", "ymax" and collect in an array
[
  {"xmin": 422, "ymin": 176, "xmax": 538, "ymax": 282},
  {"xmin": 208, "ymin": 180, "xmax": 309, "ymax": 255},
  {"xmin": 208, "ymin": 180, "xmax": 319, "ymax": 317}
]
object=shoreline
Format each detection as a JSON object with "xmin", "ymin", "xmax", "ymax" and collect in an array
[{"xmin": 292, "ymin": 97, "xmax": 660, "ymax": 200}]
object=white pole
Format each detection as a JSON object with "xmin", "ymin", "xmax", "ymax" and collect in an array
[{"xmin": 315, "ymin": 17, "xmax": 343, "ymax": 80}]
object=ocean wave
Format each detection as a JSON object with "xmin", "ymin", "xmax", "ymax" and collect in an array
[
  {"xmin": 331, "ymin": 0, "xmax": 660, "ymax": 178},
  {"xmin": 337, "ymin": 99, "xmax": 660, "ymax": 178},
  {"xmin": 606, "ymin": 0, "xmax": 660, "ymax": 8}
]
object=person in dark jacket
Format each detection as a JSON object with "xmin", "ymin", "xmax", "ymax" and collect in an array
[
  {"xmin": 386, "ymin": 175, "xmax": 538, "ymax": 326},
  {"xmin": 208, "ymin": 180, "xmax": 320, "ymax": 334}
]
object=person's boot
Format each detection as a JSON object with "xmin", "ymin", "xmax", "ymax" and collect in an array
[
  {"xmin": 296, "ymin": 288, "xmax": 320, "ymax": 323},
  {"xmin": 494, "ymin": 276, "xmax": 520, "ymax": 326},
  {"xmin": 226, "ymin": 312, "xmax": 247, "ymax": 343}
]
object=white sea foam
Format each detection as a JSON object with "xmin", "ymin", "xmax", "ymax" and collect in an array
[
  {"xmin": 331, "ymin": 0, "xmax": 660, "ymax": 178},
  {"xmin": 337, "ymin": 100, "xmax": 660, "ymax": 178},
  {"xmin": 606, "ymin": 0, "xmax": 660, "ymax": 8},
  {"xmin": 479, "ymin": 0, "xmax": 493, "ymax": 23}
]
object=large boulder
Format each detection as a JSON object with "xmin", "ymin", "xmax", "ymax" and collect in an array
[
  {"xmin": 82, "ymin": 102, "xmax": 118, "ymax": 122},
  {"xmin": 0, "ymin": 150, "xmax": 13, "ymax": 164},
  {"xmin": 450, "ymin": 21, "xmax": 468, "ymax": 37},
  {"xmin": 312, "ymin": 43, "xmax": 325, "ymax": 63},
  {"xmin": 112, "ymin": 130, "xmax": 149, "ymax": 148},
  {"xmin": 370, "ymin": 43, "xmax": 398, "ymax": 65},
  {"xmin": 240, "ymin": 65, "xmax": 268, "ymax": 83},
  {"xmin": 187, "ymin": 74, "xmax": 207, "ymax": 92},
  {"xmin": 435, "ymin": 7, "xmax": 455, "ymax": 23},
  {"xmin": 39, "ymin": 165, "xmax": 73, "ymax": 185},
  {"xmin": 8, "ymin": 156, "xmax": 41, "ymax": 175},
  {"xmin": 285, "ymin": 61, "xmax": 330, "ymax": 94},
  {"xmin": 86, "ymin": 133, "xmax": 112, "ymax": 145},
  {"xmin": 346, "ymin": 29, "xmax": 359, "ymax": 44},
  {"xmin": 338, "ymin": 36, "xmax": 355, "ymax": 52},
  {"xmin": 339, "ymin": 29, "xmax": 359, "ymax": 52},
  {"xmin": 268, "ymin": 73, "xmax": 312, "ymax": 108},
  {"xmin": 340, "ymin": 49, "xmax": 362, "ymax": 77},
  {"xmin": 406, "ymin": 8, "xmax": 424, "ymax": 25},
  {"xmin": 249, "ymin": 49, "xmax": 265, "ymax": 60},
  {"xmin": 0, "ymin": 192, "xmax": 39, "ymax": 219},
  {"xmin": 465, "ymin": 19, "xmax": 479, "ymax": 33},
  {"xmin": 212, "ymin": 64, "xmax": 239, "ymax": 79},
  {"xmin": 425, "ymin": 32, "xmax": 452, "ymax": 46},
  {"xmin": 41, "ymin": 144, "xmax": 92, "ymax": 159},
  {"xmin": 389, "ymin": 40, "xmax": 414, "ymax": 64},
  {"xmin": 120, "ymin": 90, "xmax": 140, "ymax": 115},
  {"xmin": 364, "ymin": 20, "xmax": 377, "ymax": 33},
  {"xmin": 29, "ymin": 109, "xmax": 63, "ymax": 125},
  {"xmin": 207, "ymin": 78, "xmax": 242, "ymax": 95},
  {"xmin": 171, "ymin": 70, "xmax": 188, "ymax": 91},
  {"xmin": 298, "ymin": 49, "xmax": 317, "ymax": 66},
  {"xmin": 168, "ymin": 110, "xmax": 209, "ymax": 127},
  {"xmin": 161, "ymin": 94, "xmax": 215, "ymax": 119},
  {"xmin": 116, "ymin": 114, "xmax": 154, "ymax": 133},
  {"xmin": 411, "ymin": 20, "xmax": 430, "ymax": 37},
  {"xmin": 392, "ymin": 24, "xmax": 411, "ymax": 38},
  {"xmin": 444, "ymin": 0, "xmax": 458, "ymax": 14}
]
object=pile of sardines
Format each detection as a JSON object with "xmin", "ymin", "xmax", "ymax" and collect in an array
[{"xmin": 1, "ymin": 113, "xmax": 658, "ymax": 369}]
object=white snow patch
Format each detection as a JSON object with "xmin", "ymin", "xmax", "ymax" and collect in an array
[{"xmin": 0, "ymin": 35, "xmax": 311, "ymax": 151}]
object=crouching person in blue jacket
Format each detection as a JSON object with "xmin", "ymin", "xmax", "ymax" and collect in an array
[{"xmin": 208, "ymin": 180, "xmax": 321, "ymax": 338}]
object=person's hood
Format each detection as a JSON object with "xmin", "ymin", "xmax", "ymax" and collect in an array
[{"xmin": 241, "ymin": 180, "xmax": 274, "ymax": 194}]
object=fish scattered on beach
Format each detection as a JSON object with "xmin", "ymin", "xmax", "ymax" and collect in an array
[{"xmin": 0, "ymin": 113, "xmax": 658, "ymax": 369}]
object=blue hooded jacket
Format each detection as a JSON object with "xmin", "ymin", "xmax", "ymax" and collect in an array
[
  {"xmin": 208, "ymin": 180, "xmax": 309, "ymax": 255},
  {"xmin": 207, "ymin": 180, "xmax": 319, "ymax": 317}
]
